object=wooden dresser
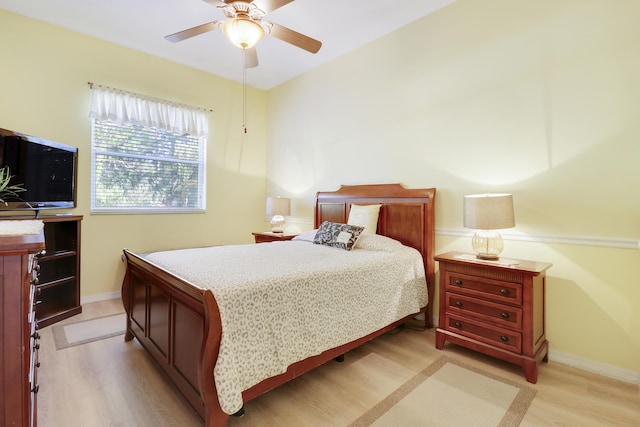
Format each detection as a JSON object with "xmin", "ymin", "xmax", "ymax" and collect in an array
[
  {"xmin": 1, "ymin": 215, "xmax": 83, "ymax": 327},
  {"xmin": 434, "ymin": 251, "xmax": 552, "ymax": 383},
  {"xmin": 0, "ymin": 230, "xmax": 45, "ymax": 427}
]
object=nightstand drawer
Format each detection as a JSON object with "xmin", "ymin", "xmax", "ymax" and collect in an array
[
  {"xmin": 446, "ymin": 273, "xmax": 522, "ymax": 306},
  {"xmin": 445, "ymin": 292, "xmax": 523, "ymax": 329},
  {"xmin": 445, "ymin": 314, "xmax": 522, "ymax": 353}
]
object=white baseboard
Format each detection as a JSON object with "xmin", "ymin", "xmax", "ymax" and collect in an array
[
  {"xmin": 81, "ymin": 291, "xmax": 121, "ymax": 305},
  {"xmin": 548, "ymin": 348, "xmax": 639, "ymax": 386}
]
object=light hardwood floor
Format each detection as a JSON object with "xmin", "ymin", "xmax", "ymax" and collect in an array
[{"xmin": 37, "ymin": 299, "xmax": 639, "ymax": 426}]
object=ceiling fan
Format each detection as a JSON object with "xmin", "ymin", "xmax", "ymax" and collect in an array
[{"xmin": 165, "ymin": 0, "xmax": 322, "ymax": 68}]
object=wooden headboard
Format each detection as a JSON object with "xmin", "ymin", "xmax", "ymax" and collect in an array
[{"xmin": 315, "ymin": 183, "xmax": 436, "ymax": 327}]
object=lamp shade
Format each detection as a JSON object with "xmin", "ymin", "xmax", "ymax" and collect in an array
[
  {"xmin": 463, "ymin": 193, "xmax": 515, "ymax": 230},
  {"xmin": 222, "ymin": 16, "xmax": 265, "ymax": 49},
  {"xmin": 266, "ymin": 197, "xmax": 290, "ymax": 216}
]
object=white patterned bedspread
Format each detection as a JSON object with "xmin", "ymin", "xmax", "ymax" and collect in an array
[{"xmin": 143, "ymin": 234, "xmax": 427, "ymax": 415}]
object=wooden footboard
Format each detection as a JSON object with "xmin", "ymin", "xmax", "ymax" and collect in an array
[{"xmin": 121, "ymin": 249, "xmax": 229, "ymax": 426}]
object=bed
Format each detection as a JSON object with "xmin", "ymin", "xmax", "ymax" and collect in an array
[{"xmin": 121, "ymin": 183, "xmax": 436, "ymax": 427}]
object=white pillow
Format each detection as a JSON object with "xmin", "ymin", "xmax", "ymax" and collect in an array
[{"xmin": 347, "ymin": 204, "xmax": 382, "ymax": 234}]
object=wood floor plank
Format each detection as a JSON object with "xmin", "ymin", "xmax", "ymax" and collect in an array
[{"xmin": 37, "ymin": 300, "xmax": 640, "ymax": 427}]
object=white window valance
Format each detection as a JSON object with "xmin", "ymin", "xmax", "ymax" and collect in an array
[{"xmin": 88, "ymin": 84, "xmax": 209, "ymax": 137}]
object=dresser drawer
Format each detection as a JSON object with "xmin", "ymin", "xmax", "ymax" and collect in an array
[
  {"xmin": 445, "ymin": 292, "xmax": 523, "ymax": 330},
  {"xmin": 446, "ymin": 273, "xmax": 522, "ymax": 306},
  {"xmin": 445, "ymin": 313, "xmax": 522, "ymax": 353}
]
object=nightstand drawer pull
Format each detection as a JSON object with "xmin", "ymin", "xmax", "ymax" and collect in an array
[
  {"xmin": 500, "ymin": 289, "xmax": 509, "ymax": 295},
  {"xmin": 454, "ymin": 321, "xmax": 462, "ymax": 328},
  {"xmin": 500, "ymin": 335, "xmax": 509, "ymax": 342},
  {"xmin": 455, "ymin": 279, "xmax": 463, "ymax": 286},
  {"xmin": 500, "ymin": 312, "xmax": 509, "ymax": 319},
  {"xmin": 455, "ymin": 301, "xmax": 463, "ymax": 307}
]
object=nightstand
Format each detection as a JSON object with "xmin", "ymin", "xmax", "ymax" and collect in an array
[
  {"xmin": 252, "ymin": 232, "xmax": 298, "ymax": 244},
  {"xmin": 434, "ymin": 251, "xmax": 552, "ymax": 383}
]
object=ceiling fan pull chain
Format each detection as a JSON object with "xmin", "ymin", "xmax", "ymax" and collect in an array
[{"xmin": 242, "ymin": 51, "xmax": 248, "ymax": 134}]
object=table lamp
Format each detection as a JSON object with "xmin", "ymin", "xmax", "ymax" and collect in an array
[
  {"xmin": 463, "ymin": 193, "xmax": 515, "ymax": 260},
  {"xmin": 266, "ymin": 196, "xmax": 290, "ymax": 233}
]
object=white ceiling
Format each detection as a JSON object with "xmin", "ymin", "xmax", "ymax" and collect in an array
[{"xmin": 0, "ymin": 0, "xmax": 456, "ymax": 90}]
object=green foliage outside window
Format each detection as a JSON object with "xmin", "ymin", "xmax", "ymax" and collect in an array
[{"xmin": 91, "ymin": 120, "xmax": 205, "ymax": 212}]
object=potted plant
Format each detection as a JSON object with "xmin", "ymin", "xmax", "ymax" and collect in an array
[{"xmin": 0, "ymin": 166, "xmax": 26, "ymax": 206}]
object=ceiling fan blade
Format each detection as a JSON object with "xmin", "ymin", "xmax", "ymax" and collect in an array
[
  {"xmin": 244, "ymin": 47, "xmax": 259, "ymax": 68},
  {"xmin": 252, "ymin": 0, "xmax": 295, "ymax": 14},
  {"xmin": 266, "ymin": 22, "xmax": 322, "ymax": 54},
  {"xmin": 165, "ymin": 21, "xmax": 222, "ymax": 43},
  {"xmin": 201, "ymin": 0, "xmax": 229, "ymax": 6}
]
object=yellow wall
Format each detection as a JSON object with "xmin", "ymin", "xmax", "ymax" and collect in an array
[
  {"xmin": 0, "ymin": 10, "xmax": 269, "ymax": 296},
  {"xmin": 266, "ymin": 0, "xmax": 640, "ymax": 376}
]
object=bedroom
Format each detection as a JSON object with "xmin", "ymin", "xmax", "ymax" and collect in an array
[{"xmin": 0, "ymin": 0, "xmax": 638, "ymax": 425}]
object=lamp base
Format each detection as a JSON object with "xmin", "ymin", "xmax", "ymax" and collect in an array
[
  {"xmin": 270, "ymin": 215, "xmax": 285, "ymax": 233},
  {"xmin": 471, "ymin": 230, "xmax": 504, "ymax": 260},
  {"xmin": 475, "ymin": 253, "xmax": 499, "ymax": 261}
]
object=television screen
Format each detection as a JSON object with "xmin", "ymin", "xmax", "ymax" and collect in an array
[{"xmin": 0, "ymin": 128, "xmax": 77, "ymax": 211}]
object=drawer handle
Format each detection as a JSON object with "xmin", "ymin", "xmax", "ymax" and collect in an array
[
  {"xmin": 455, "ymin": 301, "xmax": 463, "ymax": 307},
  {"xmin": 500, "ymin": 335, "xmax": 509, "ymax": 342},
  {"xmin": 500, "ymin": 312, "xmax": 509, "ymax": 319},
  {"xmin": 500, "ymin": 289, "xmax": 509, "ymax": 296},
  {"xmin": 454, "ymin": 321, "xmax": 462, "ymax": 328},
  {"xmin": 454, "ymin": 279, "xmax": 463, "ymax": 286}
]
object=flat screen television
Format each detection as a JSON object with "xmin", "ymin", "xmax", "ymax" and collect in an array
[{"xmin": 0, "ymin": 127, "xmax": 78, "ymax": 212}]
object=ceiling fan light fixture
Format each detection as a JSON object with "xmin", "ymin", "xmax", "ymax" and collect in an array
[{"xmin": 222, "ymin": 16, "xmax": 265, "ymax": 50}]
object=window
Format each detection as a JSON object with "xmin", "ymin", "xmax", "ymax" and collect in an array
[
  {"xmin": 91, "ymin": 121, "xmax": 205, "ymax": 212},
  {"xmin": 89, "ymin": 84, "xmax": 208, "ymax": 213}
]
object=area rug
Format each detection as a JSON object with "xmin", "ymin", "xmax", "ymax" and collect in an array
[
  {"xmin": 349, "ymin": 357, "xmax": 536, "ymax": 427},
  {"xmin": 52, "ymin": 313, "xmax": 126, "ymax": 350}
]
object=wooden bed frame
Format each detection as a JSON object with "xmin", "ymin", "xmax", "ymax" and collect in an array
[{"xmin": 121, "ymin": 183, "xmax": 436, "ymax": 427}]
